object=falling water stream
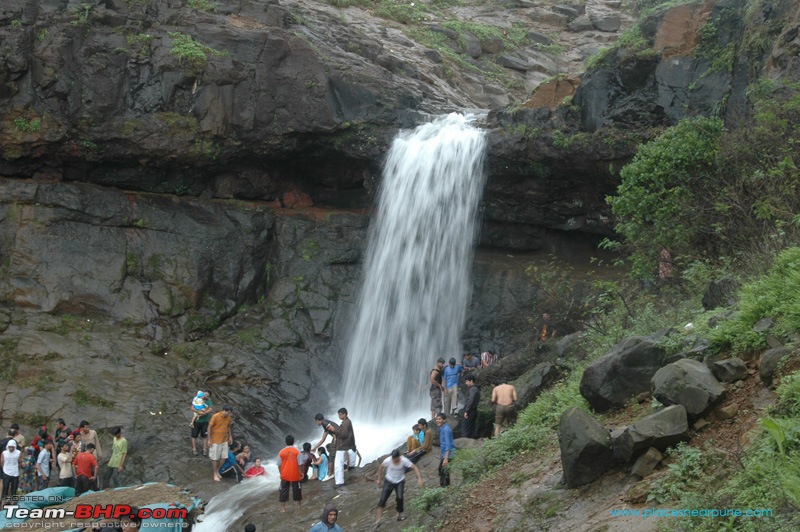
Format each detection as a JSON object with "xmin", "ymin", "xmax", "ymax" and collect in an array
[
  {"xmin": 341, "ymin": 113, "xmax": 487, "ymax": 421},
  {"xmin": 196, "ymin": 113, "xmax": 487, "ymax": 530}
]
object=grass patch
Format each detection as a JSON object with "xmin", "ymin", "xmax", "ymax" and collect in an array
[
  {"xmin": 42, "ymin": 314, "xmax": 95, "ymax": 336},
  {"xmin": 173, "ymin": 343, "xmax": 212, "ymax": 367},
  {"xmin": 410, "ymin": 487, "xmax": 445, "ymax": 512},
  {"xmin": 186, "ymin": 0, "xmax": 217, "ymax": 11},
  {"xmin": 0, "ymin": 339, "xmax": 20, "ymax": 382},
  {"xmin": 168, "ymin": 32, "xmax": 229, "ymax": 71},
  {"xmin": 74, "ymin": 385, "xmax": 115, "ymax": 408},
  {"xmin": 13, "ymin": 117, "xmax": 41, "ymax": 133}
]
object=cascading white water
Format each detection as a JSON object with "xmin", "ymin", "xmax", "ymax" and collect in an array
[
  {"xmin": 341, "ymin": 113, "xmax": 487, "ymax": 421},
  {"xmin": 195, "ymin": 114, "xmax": 486, "ymax": 531}
]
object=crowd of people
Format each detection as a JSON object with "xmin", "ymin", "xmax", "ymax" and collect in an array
[
  {"xmin": 1, "ymin": 419, "xmax": 127, "ymax": 506},
  {"xmin": 191, "ymin": 348, "xmax": 520, "ymax": 531}
]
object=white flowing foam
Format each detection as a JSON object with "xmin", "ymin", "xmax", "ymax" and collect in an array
[
  {"xmin": 342, "ymin": 113, "xmax": 487, "ymax": 421},
  {"xmin": 194, "ymin": 476, "xmax": 275, "ymax": 531}
]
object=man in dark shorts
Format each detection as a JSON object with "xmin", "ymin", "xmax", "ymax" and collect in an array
[
  {"xmin": 429, "ymin": 358, "xmax": 445, "ymax": 420},
  {"xmin": 191, "ymin": 391, "xmax": 213, "ymax": 456},
  {"xmin": 278, "ymin": 434, "xmax": 303, "ymax": 512},
  {"xmin": 491, "ymin": 382, "xmax": 517, "ymax": 437}
]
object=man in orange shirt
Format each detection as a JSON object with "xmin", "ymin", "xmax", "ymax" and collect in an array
[
  {"xmin": 208, "ymin": 406, "xmax": 233, "ymax": 482},
  {"xmin": 277, "ymin": 434, "xmax": 303, "ymax": 512}
]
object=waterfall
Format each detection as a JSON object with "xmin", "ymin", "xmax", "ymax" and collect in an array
[{"xmin": 341, "ymin": 113, "xmax": 487, "ymax": 421}]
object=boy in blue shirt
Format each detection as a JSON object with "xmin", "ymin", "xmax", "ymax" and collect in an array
[
  {"xmin": 436, "ymin": 413, "xmax": 455, "ymax": 487},
  {"xmin": 442, "ymin": 358, "xmax": 464, "ymax": 415}
]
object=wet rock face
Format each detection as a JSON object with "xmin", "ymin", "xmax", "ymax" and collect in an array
[{"xmin": 0, "ymin": 178, "xmax": 273, "ymax": 335}]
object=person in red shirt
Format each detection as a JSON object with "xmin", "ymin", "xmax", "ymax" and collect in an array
[
  {"xmin": 73, "ymin": 443, "xmax": 98, "ymax": 496},
  {"xmin": 244, "ymin": 458, "xmax": 266, "ymax": 478},
  {"xmin": 277, "ymin": 435, "xmax": 303, "ymax": 512}
]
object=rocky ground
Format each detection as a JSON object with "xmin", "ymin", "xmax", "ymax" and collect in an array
[{"xmin": 172, "ymin": 359, "xmax": 776, "ymax": 532}]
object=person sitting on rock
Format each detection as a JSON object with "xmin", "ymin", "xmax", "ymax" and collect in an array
[
  {"xmin": 236, "ymin": 445, "xmax": 251, "ymax": 468},
  {"xmin": 404, "ymin": 418, "xmax": 433, "ymax": 464},
  {"xmin": 219, "ymin": 442, "xmax": 245, "ymax": 483},
  {"xmin": 310, "ymin": 447, "xmax": 329, "ymax": 481},
  {"xmin": 406, "ymin": 424, "xmax": 423, "ymax": 453},
  {"xmin": 300, "ymin": 442, "xmax": 314, "ymax": 481}
]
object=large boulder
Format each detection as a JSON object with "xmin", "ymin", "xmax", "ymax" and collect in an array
[
  {"xmin": 559, "ymin": 407, "xmax": 615, "ymax": 487},
  {"xmin": 652, "ymin": 359, "xmax": 725, "ymax": 416},
  {"xmin": 515, "ymin": 362, "xmax": 563, "ymax": 409},
  {"xmin": 759, "ymin": 346, "xmax": 793, "ymax": 385},
  {"xmin": 580, "ymin": 336, "xmax": 667, "ymax": 412},
  {"xmin": 613, "ymin": 405, "xmax": 689, "ymax": 463},
  {"xmin": 711, "ymin": 358, "xmax": 748, "ymax": 383}
]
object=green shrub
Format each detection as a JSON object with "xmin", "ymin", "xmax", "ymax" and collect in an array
[
  {"xmin": 605, "ymin": 116, "xmax": 724, "ymax": 280},
  {"xmin": 13, "ymin": 117, "xmax": 41, "ymax": 133},
  {"xmin": 774, "ymin": 372, "xmax": 800, "ymax": 417},
  {"xmin": 0, "ymin": 339, "xmax": 20, "ymax": 381},
  {"xmin": 411, "ymin": 487, "xmax": 445, "ymax": 512},
  {"xmin": 186, "ymin": 0, "xmax": 217, "ymax": 11},
  {"xmin": 168, "ymin": 32, "xmax": 228, "ymax": 71},
  {"xmin": 647, "ymin": 443, "xmax": 705, "ymax": 503}
]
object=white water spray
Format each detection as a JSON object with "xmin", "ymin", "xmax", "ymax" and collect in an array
[{"xmin": 342, "ymin": 113, "xmax": 487, "ymax": 421}]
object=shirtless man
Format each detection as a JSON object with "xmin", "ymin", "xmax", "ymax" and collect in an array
[{"xmin": 491, "ymin": 383, "xmax": 517, "ymax": 437}]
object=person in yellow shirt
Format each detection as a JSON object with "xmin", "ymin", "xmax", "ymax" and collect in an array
[{"xmin": 208, "ymin": 406, "xmax": 233, "ymax": 481}]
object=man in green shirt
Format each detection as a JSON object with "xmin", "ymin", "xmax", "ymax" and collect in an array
[{"xmin": 103, "ymin": 426, "xmax": 127, "ymax": 489}]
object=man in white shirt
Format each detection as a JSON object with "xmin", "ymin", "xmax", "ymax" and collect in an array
[
  {"xmin": 373, "ymin": 449, "xmax": 423, "ymax": 528},
  {"xmin": 2, "ymin": 440, "xmax": 22, "ymax": 500}
]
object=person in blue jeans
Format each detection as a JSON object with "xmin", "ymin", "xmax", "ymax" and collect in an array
[
  {"xmin": 442, "ymin": 358, "xmax": 464, "ymax": 415},
  {"xmin": 436, "ymin": 413, "xmax": 455, "ymax": 487},
  {"xmin": 219, "ymin": 442, "xmax": 245, "ymax": 483}
]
